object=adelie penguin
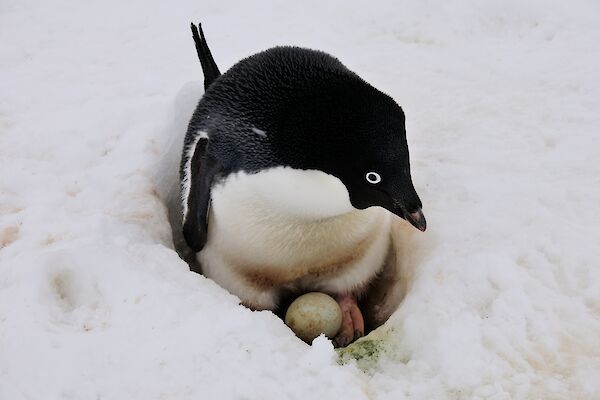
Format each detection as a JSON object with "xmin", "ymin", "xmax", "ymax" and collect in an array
[{"xmin": 181, "ymin": 23, "xmax": 426, "ymax": 347}]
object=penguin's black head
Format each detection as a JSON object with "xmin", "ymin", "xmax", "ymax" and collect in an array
[
  {"xmin": 337, "ymin": 95, "xmax": 426, "ymax": 231},
  {"xmin": 276, "ymin": 78, "xmax": 426, "ymax": 231}
]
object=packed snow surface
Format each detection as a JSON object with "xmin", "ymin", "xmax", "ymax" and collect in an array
[{"xmin": 1, "ymin": 0, "xmax": 599, "ymax": 399}]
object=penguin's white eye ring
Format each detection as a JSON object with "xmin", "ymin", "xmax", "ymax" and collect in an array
[{"xmin": 365, "ymin": 172, "xmax": 381, "ymax": 184}]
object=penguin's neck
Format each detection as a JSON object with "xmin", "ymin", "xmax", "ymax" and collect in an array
[{"xmin": 213, "ymin": 167, "xmax": 356, "ymax": 220}]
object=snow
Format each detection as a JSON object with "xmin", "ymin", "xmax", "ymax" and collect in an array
[{"xmin": 1, "ymin": 0, "xmax": 600, "ymax": 399}]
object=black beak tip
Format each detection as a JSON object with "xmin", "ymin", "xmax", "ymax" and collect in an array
[{"xmin": 406, "ymin": 209, "xmax": 427, "ymax": 232}]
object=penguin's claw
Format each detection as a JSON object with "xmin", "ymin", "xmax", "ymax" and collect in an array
[{"xmin": 334, "ymin": 294, "xmax": 364, "ymax": 347}]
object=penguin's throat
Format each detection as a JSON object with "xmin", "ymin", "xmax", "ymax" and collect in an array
[{"xmin": 212, "ymin": 167, "xmax": 356, "ymax": 220}]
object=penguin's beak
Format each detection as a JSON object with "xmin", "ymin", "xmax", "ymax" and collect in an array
[
  {"xmin": 403, "ymin": 208, "xmax": 427, "ymax": 232},
  {"xmin": 387, "ymin": 182, "xmax": 427, "ymax": 232}
]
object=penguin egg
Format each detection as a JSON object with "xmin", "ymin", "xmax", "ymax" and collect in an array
[{"xmin": 284, "ymin": 292, "xmax": 342, "ymax": 343}]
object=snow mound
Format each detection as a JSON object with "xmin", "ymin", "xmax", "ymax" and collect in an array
[{"xmin": 1, "ymin": 0, "xmax": 599, "ymax": 399}]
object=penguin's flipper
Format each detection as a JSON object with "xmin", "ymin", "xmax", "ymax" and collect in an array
[
  {"xmin": 190, "ymin": 22, "xmax": 221, "ymax": 90},
  {"xmin": 182, "ymin": 134, "xmax": 220, "ymax": 252}
]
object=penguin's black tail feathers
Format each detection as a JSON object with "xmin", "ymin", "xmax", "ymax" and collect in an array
[{"xmin": 190, "ymin": 22, "xmax": 221, "ymax": 90}]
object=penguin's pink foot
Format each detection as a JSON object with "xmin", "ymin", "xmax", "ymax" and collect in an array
[{"xmin": 334, "ymin": 294, "xmax": 365, "ymax": 347}]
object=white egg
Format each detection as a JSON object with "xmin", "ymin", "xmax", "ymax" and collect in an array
[{"xmin": 284, "ymin": 292, "xmax": 343, "ymax": 343}]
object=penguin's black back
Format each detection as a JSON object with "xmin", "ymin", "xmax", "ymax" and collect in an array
[
  {"xmin": 200, "ymin": 47, "xmax": 356, "ymax": 122},
  {"xmin": 184, "ymin": 46, "xmax": 400, "ymax": 176}
]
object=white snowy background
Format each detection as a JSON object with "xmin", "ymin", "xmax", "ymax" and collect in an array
[{"xmin": 1, "ymin": 0, "xmax": 599, "ymax": 399}]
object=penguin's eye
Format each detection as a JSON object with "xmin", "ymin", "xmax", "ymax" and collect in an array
[{"xmin": 365, "ymin": 172, "xmax": 381, "ymax": 184}]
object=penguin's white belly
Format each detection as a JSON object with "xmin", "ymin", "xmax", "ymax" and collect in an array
[{"xmin": 197, "ymin": 168, "xmax": 392, "ymax": 309}]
